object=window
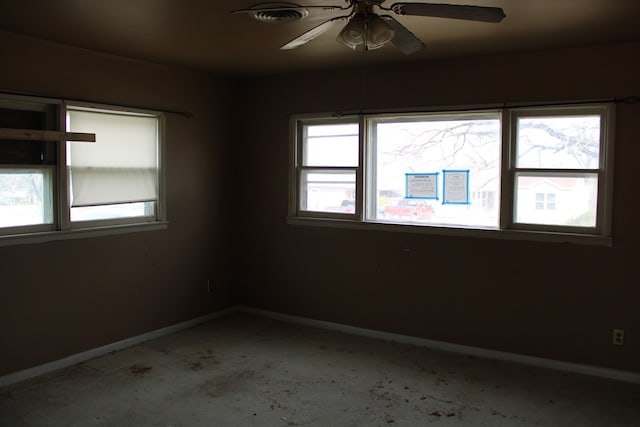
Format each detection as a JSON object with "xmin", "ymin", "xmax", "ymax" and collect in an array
[
  {"xmin": 473, "ymin": 191, "xmax": 496, "ymax": 209},
  {"xmin": 289, "ymin": 104, "xmax": 614, "ymax": 244},
  {"xmin": 0, "ymin": 169, "xmax": 53, "ymax": 229},
  {"xmin": 296, "ymin": 120, "xmax": 360, "ymax": 217},
  {"xmin": 535, "ymin": 193, "xmax": 556, "ymax": 211},
  {"xmin": 0, "ymin": 102, "xmax": 56, "ymax": 233},
  {"xmin": 370, "ymin": 112, "xmax": 501, "ymax": 228},
  {"xmin": 511, "ymin": 108, "xmax": 605, "ymax": 230},
  {"xmin": 66, "ymin": 107, "xmax": 160, "ymax": 224},
  {"xmin": 1, "ymin": 95, "xmax": 165, "ymax": 244}
]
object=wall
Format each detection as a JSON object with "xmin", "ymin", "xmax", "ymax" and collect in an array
[
  {"xmin": 2, "ymin": 33, "xmax": 638, "ymax": 378},
  {"xmin": 237, "ymin": 42, "xmax": 640, "ymax": 373},
  {"xmin": 0, "ymin": 32, "xmax": 236, "ymax": 375}
]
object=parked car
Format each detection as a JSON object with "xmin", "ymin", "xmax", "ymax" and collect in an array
[
  {"xmin": 384, "ymin": 199, "xmax": 434, "ymax": 220},
  {"xmin": 328, "ymin": 199, "xmax": 355, "ymax": 213}
]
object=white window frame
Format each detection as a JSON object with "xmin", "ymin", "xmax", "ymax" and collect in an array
[
  {"xmin": 0, "ymin": 95, "xmax": 167, "ymax": 247},
  {"xmin": 288, "ymin": 103, "xmax": 614, "ymax": 246},
  {"xmin": 504, "ymin": 105, "xmax": 613, "ymax": 238},
  {"xmin": 289, "ymin": 114, "xmax": 364, "ymax": 220}
]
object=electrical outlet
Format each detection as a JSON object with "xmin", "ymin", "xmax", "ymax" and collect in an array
[
  {"xmin": 613, "ymin": 328, "xmax": 625, "ymax": 346},
  {"xmin": 207, "ymin": 279, "xmax": 214, "ymax": 293}
]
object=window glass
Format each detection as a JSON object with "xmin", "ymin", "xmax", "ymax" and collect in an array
[
  {"xmin": 371, "ymin": 114, "xmax": 501, "ymax": 227},
  {"xmin": 67, "ymin": 107, "xmax": 160, "ymax": 222},
  {"xmin": 0, "ymin": 107, "xmax": 55, "ymax": 165},
  {"xmin": 70, "ymin": 201, "xmax": 154, "ymax": 222},
  {"xmin": 514, "ymin": 113, "xmax": 602, "ymax": 229},
  {"xmin": 1, "ymin": 103, "xmax": 56, "ymax": 233},
  {"xmin": 516, "ymin": 115, "xmax": 600, "ymax": 169},
  {"xmin": 303, "ymin": 123, "xmax": 358, "ymax": 167},
  {"xmin": 0, "ymin": 169, "xmax": 53, "ymax": 228},
  {"xmin": 299, "ymin": 121, "xmax": 358, "ymax": 215},
  {"xmin": 300, "ymin": 170, "xmax": 356, "ymax": 213},
  {"xmin": 515, "ymin": 174, "xmax": 598, "ymax": 227}
]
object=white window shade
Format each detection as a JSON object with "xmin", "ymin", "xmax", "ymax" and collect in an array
[{"xmin": 67, "ymin": 109, "xmax": 158, "ymax": 207}]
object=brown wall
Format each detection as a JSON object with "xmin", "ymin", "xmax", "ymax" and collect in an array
[
  {"xmin": 236, "ymin": 42, "xmax": 640, "ymax": 373},
  {"xmin": 0, "ymin": 33, "xmax": 237, "ymax": 375},
  {"xmin": 2, "ymin": 32, "xmax": 639, "ymax": 377}
]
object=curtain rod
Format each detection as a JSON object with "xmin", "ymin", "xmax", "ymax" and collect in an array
[
  {"xmin": 0, "ymin": 88, "xmax": 193, "ymax": 118},
  {"xmin": 332, "ymin": 96, "xmax": 640, "ymax": 117}
]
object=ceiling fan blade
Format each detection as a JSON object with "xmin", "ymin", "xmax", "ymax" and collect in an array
[
  {"xmin": 281, "ymin": 16, "xmax": 349, "ymax": 50},
  {"xmin": 380, "ymin": 15, "xmax": 425, "ymax": 55},
  {"xmin": 232, "ymin": 5, "xmax": 346, "ymax": 14},
  {"xmin": 390, "ymin": 3, "xmax": 506, "ymax": 23}
]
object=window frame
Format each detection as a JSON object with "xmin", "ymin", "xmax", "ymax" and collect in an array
[
  {"xmin": 289, "ymin": 103, "xmax": 615, "ymax": 246},
  {"xmin": 505, "ymin": 105, "xmax": 614, "ymax": 237},
  {"xmin": 290, "ymin": 114, "xmax": 363, "ymax": 220},
  {"xmin": 63, "ymin": 102, "xmax": 165, "ymax": 229},
  {"xmin": 0, "ymin": 95, "xmax": 167, "ymax": 247},
  {"xmin": 1, "ymin": 96, "xmax": 60, "ymax": 237}
]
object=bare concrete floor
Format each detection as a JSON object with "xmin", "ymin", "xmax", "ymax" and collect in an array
[{"xmin": 2, "ymin": 313, "xmax": 640, "ymax": 426}]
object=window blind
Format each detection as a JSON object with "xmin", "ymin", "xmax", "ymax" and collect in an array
[{"xmin": 67, "ymin": 108, "xmax": 158, "ymax": 207}]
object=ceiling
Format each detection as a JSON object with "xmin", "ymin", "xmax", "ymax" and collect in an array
[{"xmin": 1, "ymin": 0, "xmax": 639, "ymax": 75}]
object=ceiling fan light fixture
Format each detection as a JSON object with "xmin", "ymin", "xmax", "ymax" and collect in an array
[
  {"xmin": 337, "ymin": 12, "xmax": 395, "ymax": 51},
  {"xmin": 366, "ymin": 15, "xmax": 395, "ymax": 50},
  {"xmin": 337, "ymin": 13, "xmax": 366, "ymax": 49}
]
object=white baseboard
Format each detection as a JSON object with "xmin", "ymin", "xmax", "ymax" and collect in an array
[
  {"xmin": 236, "ymin": 305, "xmax": 640, "ymax": 385},
  {"xmin": 3, "ymin": 305, "xmax": 639, "ymax": 388},
  {"xmin": 0, "ymin": 308, "xmax": 235, "ymax": 388}
]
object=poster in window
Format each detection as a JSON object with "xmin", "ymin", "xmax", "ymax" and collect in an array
[
  {"xmin": 442, "ymin": 170, "xmax": 470, "ymax": 204},
  {"xmin": 405, "ymin": 173, "xmax": 438, "ymax": 199}
]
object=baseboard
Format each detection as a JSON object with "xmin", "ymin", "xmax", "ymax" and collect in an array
[
  {"xmin": 3, "ymin": 305, "xmax": 639, "ymax": 388},
  {"xmin": 236, "ymin": 305, "xmax": 640, "ymax": 385},
  {"xmin": 0, "ymin": 307, "xmax": 235, "ymax": 388}
]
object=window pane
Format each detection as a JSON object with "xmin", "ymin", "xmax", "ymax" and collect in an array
[
  {"xmin": 0, "ymin": 107, "xmax": 57, "ymax": 166},
  {"xmin": 303, "ymin": 123, "xmax": 358, "ymax": 167},
  {"xmin": 517, "ymin": 115, "xmax": 600, "ymax": 169},
  {"xmin": 547, "ymin": 193, "xmax": 556, "ymax": 210},
  {"xmin": 70, "ymin": 201, "xmax": 155, "ymax": 222},
  {"xmin": 67, "ymin": 108, "xmax": 159, "ymax": 208},
  {"xmin": 515, "ymin": 174, "xmax": 598, "ymax": 227},
  {"xmin": 372, "ymin": 115, "xmax": 501, "ymax": 227},
  {"xmin": 300, "ymin": 170, "xmax": 356, "ymax": 213},
  {"xmin": 0, "ymin": 169, "xmax": 53, "ymax": 228}
]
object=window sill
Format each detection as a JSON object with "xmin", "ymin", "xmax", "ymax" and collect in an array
[
  {"xmin": 286, "ymin": 217, "xmax": 612, "ymax": 247},
  {"xmin": 0, "ymin": 221, "xmax": 168, "ymax": 247}
]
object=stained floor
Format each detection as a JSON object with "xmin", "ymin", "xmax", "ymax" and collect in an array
[{"xmin": 1, "ymin": 313, "xmax": 640, "ymax": 426}]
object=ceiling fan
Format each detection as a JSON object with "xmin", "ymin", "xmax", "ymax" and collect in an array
[{"xmin": 233, "ymin": 1, "xmax": 506, "ymax": 54}]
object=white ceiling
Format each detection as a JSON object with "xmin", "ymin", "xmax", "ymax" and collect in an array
[{"xmin": 1, "ymin": 0, "xmax": 639, "ymax": 75}]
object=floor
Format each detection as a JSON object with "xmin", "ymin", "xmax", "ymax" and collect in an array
[{"xmin": 1, "ymin": 313, "xmax": 640, "ymax": 427}]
